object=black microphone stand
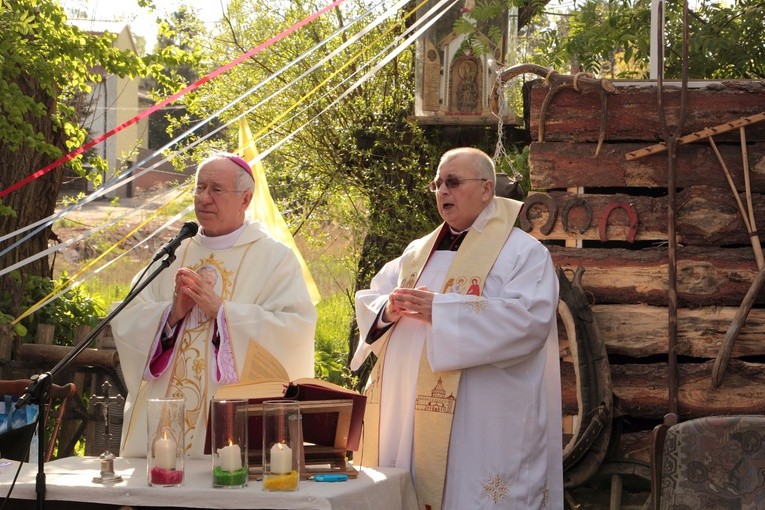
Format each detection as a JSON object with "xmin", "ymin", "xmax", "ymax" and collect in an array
[{"xmin": 15, "ymin": 250, "xmax": 179, "ymax": 510}]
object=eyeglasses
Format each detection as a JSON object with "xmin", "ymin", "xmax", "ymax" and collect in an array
[
  {"xmin": 193, "ymin": 186, "xmax": 243, "ymax": 199},
  {"xmin": 428, "ymin": 176, "xmax": 487, "ymax": 192}
]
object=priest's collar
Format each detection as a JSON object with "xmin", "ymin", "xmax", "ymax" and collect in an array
[{"xmin": 199, "ymin": 220, "xmax": 250, "ymax": 250}]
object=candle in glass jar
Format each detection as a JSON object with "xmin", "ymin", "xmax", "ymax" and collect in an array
[
  {"xmin": 218, "ymin": 441, "xmax": 243, "ymax": 472},
  {"xmin": 154, "ymin": 433, "xmax": 176, "ymax": 471},
  {"xmin": 270, "ymin": 442, "xmax": 292, "ymax": 474}
]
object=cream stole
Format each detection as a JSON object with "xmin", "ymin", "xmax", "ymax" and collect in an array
[
  {"xmin": 361, "ymin": 198, "xmax": 521, "ymax": 510},
  {"xmin": 122, "ymin": 242, "xmax": 212, "ymax": 456}
]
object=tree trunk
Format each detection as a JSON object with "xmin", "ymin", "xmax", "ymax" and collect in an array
[{"xmin": 0, "ymin": 73, "xmax": 67, "ymax": 311}]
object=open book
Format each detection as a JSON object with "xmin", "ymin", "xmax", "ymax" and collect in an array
[
  {"xmin": 214, "ymin": 376, "xmax": 366, "ymax": 451},
  {"xmin": 205, "ymin": 341, "xmax": 366, "ymax": 458}
]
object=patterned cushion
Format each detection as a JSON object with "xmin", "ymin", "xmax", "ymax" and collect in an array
[{"xmin": 660, "ymin": 415, "xmax": 765, "ymax": 509}]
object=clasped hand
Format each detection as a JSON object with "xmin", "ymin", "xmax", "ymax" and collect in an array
[
  {"xmin": 383, "ymin": 287, "xmax": 435, "ymax": 324},
  {"xmin": 168, "ymin": 267, "xmax": 223, "ymax": 327}
]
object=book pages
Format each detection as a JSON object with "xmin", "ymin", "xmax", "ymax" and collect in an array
[{"xmin": 241, "ymin": 339, "xmax": 290, "ymax": 383}]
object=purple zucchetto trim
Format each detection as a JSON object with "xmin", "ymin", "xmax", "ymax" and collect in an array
[{"xmin": 227, "ymin": 155, "xmax": 253, "ymax": 178}]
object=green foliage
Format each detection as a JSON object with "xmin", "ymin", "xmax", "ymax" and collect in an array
[
  {"xmin": 0, "ymin": 271, "xmax": 105, "ymax": 346},
  {"xmin": 314, "ymin": 293, "xmax": 356, "ymax": 388},
  {"xmin": 145, "ymin": 5, "xmax": 211, "ymax": 150},
  {"xmin": 177, "ymin": 0, "xmax": 442, "ymax": 280},
  {"xmin": 495, "ymin": 144, "xmax": 530, "ymax": 191},
  {"xmin": 0, "ymin": 0, "xmax": 198, "ymax": 232},
  {"xmin": 340, "ymin": 111, "xmax": 444, "ymax": 284},
  {"xmin": 313, "ymin": 291, "xmax": 361, "ymax": 388},
  {"xmin": 0, "ymin": 1, "xmax": 148, "ymax": 171},
  {"xmin": 173, "ymin": 0, "xmax": 450, "ymax": 377},
  {"xmin": 461, "ymin": 0, "xmax": 764, "ymax": 79},
  {"xmin": 0, "ymin": 0, "xmax": 201, "ymax": 299},
  {"xmin": 520, "ymin": 0, "xmax": 765, "ymax": 79},
  {"xmin": 0, "ymin": 310, "xmax": 26, "ymax": 336},
  {"xmin": 0, "ymin": 200, "xmax": 16, "ymax": 218},
  {"xmin": 665, "ymin": 0, "xmax": 765, "ymax": 79},
  {"xmin": 453, "ymin": 0, "xmax": 510, "ymax": 57}
]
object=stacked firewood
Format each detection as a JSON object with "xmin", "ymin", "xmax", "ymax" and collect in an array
[{"xmin": 523, "ymin": 78, "xmax": 765, "ymax": 469}]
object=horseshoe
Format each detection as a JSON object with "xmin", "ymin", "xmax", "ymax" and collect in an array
[
  {"xmin": 561, "ymin": 197, "xmax": 593, "ymax": 234},
  {"xmin": 519, "ymin": 193, "xmax": 557, "ymax": 235},
  {"xmin": 598, "ymin": 202, "xmax": 638, "ymax": 243}
]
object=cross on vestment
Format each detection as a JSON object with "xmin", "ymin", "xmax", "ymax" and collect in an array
[{"xmin": 91, "ymin": 381, "xmax": 125, "ymax": 484}]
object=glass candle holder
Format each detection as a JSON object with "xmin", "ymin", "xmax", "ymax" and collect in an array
[
  {"xmin": 211, "ymin": 398, "xmax": 248, "ymax": 488},
  {"xmin": 262, "ymin": 400, "xmax": 301, "ymax": 491},
  {"xmin": 147, "ymin": 398, "xmax": 185, "ymax": 487}
]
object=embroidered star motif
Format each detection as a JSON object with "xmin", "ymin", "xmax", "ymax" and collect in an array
[{"xmin": 482, "ymin": 474, "xmax": 510, "ymax": 504}]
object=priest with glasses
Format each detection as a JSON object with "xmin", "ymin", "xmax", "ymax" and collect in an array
[{"xmin": 352, "ymin": 147, "xmax": 562, "ymax": 509}]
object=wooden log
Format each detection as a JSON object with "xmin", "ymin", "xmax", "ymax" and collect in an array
[
  {"xmin": 561, "ymin": 362, "xmax": 578, "ymax": 415},
  {"xmin": 74, "ymin": 325, "xmax": 93, "ymax": 344},
  {"xmin": 528, "ymin": 141, "xmax": 765, "ymax": 191},
  {"xmin": 523, "ymin": 187, "xmax": 765, "ymax": 245},
  {"xmin": 614, "ymin": 360, "xmax": 765, "ymax": 418},
  {"xmin": 529, "ymin": 81, "xmax": 765, "ymax": 143},
  {"xmin": 675, "ymin": 186, "xmax": 765, "ymax": 246},
  {"xmin": 549, "ymin": 246, "xmax": 760, "ymax": 307},
  {"xmin": 35, "ymin": 324, "xmax": 55, "ymax": 346},
  {"xmin": 0, "ymin": 324, "xmax": 13, "ymax": 361},
  {"xmin": 95, "ymin": 325, "xmax": 115, "ymax": 350},
  {"xmin": 17, "ymin": 343, "xmax": 119, "ymax": 368},
  {"xmin": 592, "ymin": 304, "xmax": 765, "ymax": 358},
  {"xmin": 561, "ymin": 360, "xmax": 765, "ymax": 420}
]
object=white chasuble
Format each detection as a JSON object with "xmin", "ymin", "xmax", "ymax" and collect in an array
[
  {"xmin": 112, "ymin": 222, "xmax": 316, "ymax": 459},
  {"xmin": 352, "ymin": 200, "xmax": 563, "ymax": 509}
]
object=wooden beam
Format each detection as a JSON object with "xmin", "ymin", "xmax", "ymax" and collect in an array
[
  {"xmin": 590, "ymin": 304, "xmax": 765, "ymax": 358},
  {"xmin": 561, "ymin": 360, "xmax": 765, "ymax": 419}
]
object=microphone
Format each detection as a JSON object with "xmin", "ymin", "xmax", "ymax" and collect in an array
[{"xmin": 152, "ymin": 221, "xmax": 199, "ymax": 261}]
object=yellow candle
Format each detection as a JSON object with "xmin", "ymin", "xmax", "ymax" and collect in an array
[
  {"xmin": 270, "ymin": 442, "xmax": 292, "ymax": 474},
  {"xmin": 218, "ymin": 441, "xmax": 242, "ymax": 472},
  {"xmin": 154, "ymin": 434, "xmax": 176, "ymax": 471}
]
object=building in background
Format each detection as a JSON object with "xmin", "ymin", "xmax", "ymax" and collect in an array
[{"xmin": 62, "ymin": 21, "xmax": 150, "ymax": 197}]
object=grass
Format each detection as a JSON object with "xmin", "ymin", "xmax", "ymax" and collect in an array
[
  {"xmin": 53, "ymin": 240, "xmax": 146, "ymax": 312},
  {"xmin": 314, "ymin": 292, "xmax": 356, "ymax": 387}
]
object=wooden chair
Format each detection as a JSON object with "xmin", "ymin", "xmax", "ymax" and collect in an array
[
  {"xmin": 651, "ymin": 413, "xmax": 765, "ymax": 509},
  {"xmin": 0, "ymin": 379, "xmax": 77, "ymax": 462}
]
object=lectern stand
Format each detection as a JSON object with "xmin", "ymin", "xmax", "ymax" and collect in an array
[{"xmin": 244, "ymin": 399, "xmax": 357, "ymax": 479}]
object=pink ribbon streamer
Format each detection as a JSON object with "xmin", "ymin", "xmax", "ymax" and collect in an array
[{"xmin": 0, "ymin": 0, "xmax": 347, "ymax": 199}]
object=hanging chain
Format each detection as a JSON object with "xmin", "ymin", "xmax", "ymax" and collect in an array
[{"xmin": 491, "ymin": 66, "xmax": 521, "ymax": 180}]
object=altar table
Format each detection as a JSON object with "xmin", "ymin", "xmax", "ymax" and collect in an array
[{"xmin": 0, "ymin": 456, "xmax": 418, "ymax": 509}]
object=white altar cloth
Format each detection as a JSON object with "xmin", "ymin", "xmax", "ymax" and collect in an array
[{"xmin": 0, "ymin": 456, "xmax": 418, "ymax": 509}]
